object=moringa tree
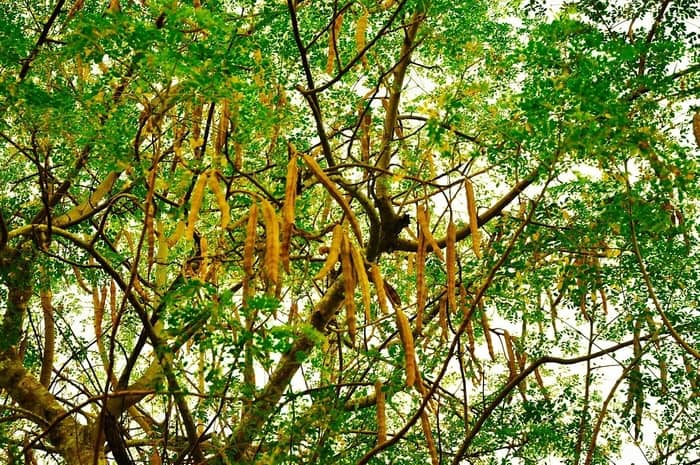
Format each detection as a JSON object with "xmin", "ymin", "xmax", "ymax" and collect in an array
[{"xmin": 1, "ymin": 0, "xmax": 699, "ymax": 463}]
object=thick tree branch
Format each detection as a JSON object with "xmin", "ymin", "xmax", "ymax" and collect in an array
[
  {"xmin": 0, "ymin": 350, "xmax": 99, "ymax": 463},
  {"xmin": 450, "ymin": 335, "xmax": 655, "ymax": 465},
  {"xmin": 228, "ymin": 277, "xmax": 346, "ymax": 461},
  {"xmin": 18, "ymin": 0, "xmax": 66, "ymax": 80},
  {"xmin": 393, "ymin": 172, "xmax": 536, "ymax": 253}
]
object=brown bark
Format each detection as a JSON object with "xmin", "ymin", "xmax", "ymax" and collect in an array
[
  {"xmin": 228, "ymin": 277, "xmax": 346, "ymax": 461},
  {"xmin": 0, "ymin": 350, "xmax": 103, "ymax": 464}
]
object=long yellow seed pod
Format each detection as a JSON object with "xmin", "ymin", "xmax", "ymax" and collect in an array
[
  {"xmin": 54, "ymin": 171, "xmax": 120, "ymax": 227},
  {"xmin": 168, "ymin": 220, "xmax": 186, "ymax": 248},
  {"xmin": 186, "ymin": 170, "xmax": 209, "ymax": 241},
  {"xmin": 360, "ymin": 108, "xmax": 371, "ymax": 164},
  {"xmin": 340, "ymin": 232, "xmax": 357, "ymax": 345},
  {"xmin": 466, "ymin": 313, "xmax": 476, "ymax": 355},
  {"xmin": 420, "ymin": 411, "xmax": 439, "ymax": 465},
  {"xmin": 504, "ymin": 330, "xmax": 518, "ymax": 379},
  {"xmin": 481, "ymin": 308, "xmax": 496, "ymax": 361},
  {"xmin": 109, "ymin": 280, "xmax": 117, "ymax": 327},
  {"xmin": 465, "ymin": 178, "xmax": 481, "ymax": 258},
  {"xmin": 91, "ymin": 286, "xmax": 105, "ymax": 342},
  {"xmin": 281, "ymin": 149, "xmax": 298, "ymax": 273},
  {"xmin": 302, "ymin": 153, "xmax": 363, "ymax": 245},
  {"xmin": 325, "ymin": 13, "xmax": 343, "ymax": 74},
  {"xmin": 199, "ymin": 235, "xmax": 209, "ymax": 280},
  {"xmin": 415, "ymin": 205, "xmax": 444, "ymax": 261},
  {"xmin": 396, "ymin": 308, "xmax": 416, "ymax": 387},
  {"xmin": 355, "ymin": 10, "xmax": 369, "ymax": 67},
  {"xmin": 216, "ymin": 99, "xmax": 229, "ymax": 155},
  {"xmin": 350, "ymin": 241, "xmax": 372, "ymax": 321},
  {"xmin": 438, "ymin": 295, "xmax": 448, "ymax": 341},
  {"xmin": 599, "ymin": 288, "xmax": 609, "ymax": 314},
  {"xmin": 693, "ymin": 110, "xmax": 700, "ymax": 148},
  {"xmin": 415, "ymin": 232, "xmax": 426, "ymax": 334},
  {"xmin": 446, "ymin": 219, "xmax": 457, "ymax": 314},
  {"xmin": 375, "ymin": 380, "xmax": 387, "ymax": 444},
  {"xmin": 659, "ymin": 359, "xmax": 668, "ymax": 395},
  {"xmin": 370, "ymin": 263, "xmax": 390, "ymax": 315},
  {"xmin": 155, "ymin": 222, "xmax": 169, "ymax": 289},
  {"xmin": 243, "ymin": 204, "xmax": 258, "ymax": 297},
  {"xmin": 315, "ymin": 224, "xmax": 344, "ymax": 280},
  {"xmin": 146, "ymin": 202, "xmax": 155, "ymax": 275},
  {"xmin": 208, "ymin": 171, "xmax": 231, "ymax": 229},
  {"xmin": 260, "ymin": 198, "xmax": 280, "ymax": 286}
]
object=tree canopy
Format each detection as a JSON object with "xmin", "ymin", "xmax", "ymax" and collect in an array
[{"xmin": 1, "ymin": 0, "xmax": 700, "ymax": 464}]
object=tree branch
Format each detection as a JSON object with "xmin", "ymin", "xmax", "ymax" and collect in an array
[
  {"xmin": 19, "ymin": 0, "xmax": 66, "ymax": 80},
  {"xmin": 228, "ymin": 277, "xmax": 346, "ymax": 461}
]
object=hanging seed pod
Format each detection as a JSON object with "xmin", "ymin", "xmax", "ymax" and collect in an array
[
  {"xmin": 504, "ymin": 330, "xmax": 518, "ymax": 379},
  {"xmin": 446, "ymin": 219, "xmax": 457, "ymax": 314},
  {"xmin": 302, "ymin": 153, "xmax": 363, "ymax": 244},
  {"xmin": 375, "ymin": 380, "xmax": 387, "ymax": 444},
  {"xmin": 465, "ymin": 178, "xmax": 481, "ymax": 258},
  {"xmin": 396, "ymin": 308, "xmax": 416, "ymax": 387},
  {"xmin": 355, "ymin": 9, "xmax": 369, "ymax": 67},
  {"xmin": 481, "ymin": 307, "xmax": 496, "ymax": 361},
  {"xmin": 315, "ymin": 224, "xmax": 344, "ymax": 280},
  {"xmin": 415, "ymin": 205, "xmax": 444, "ymax": 260},
  {"xmin": 420, "ymin": 412, "xmax": 439, "ymax": 465},
  {"xmin": 439, "ymin": 295, "xmax": 448, "ymax": 341},
  {"xmin": 370, "ymin": 263, "xmax": 390, "ymax": 315},
  {"xmin": 415, "ymin": 231, "xmax": 426, "ymax": 334},
  {"xmin": 208, "ymin": 172, "xmax": 231, "ymax": 230},
  {"xmin": 186, "ymin": 170, "xmax": 209, "ymax": 241},
  {"xmin": 260, "ymin": 198, "xmax": 280, "ymax": 286},
  {"xmin": 466, "ymin": 313, "xmax": 476, "ymax": 356},
  {"xmin": 281, "ymin": 149, "xmax": 299, "ymax": 272},
  {"xmin": 341, "ymin": 232, "xmax": 357, "ymax": 346},
  {"xmin": 243, "ymin": 204, "xmax": 258, "ymax": 297},
  {"xmin": 350, "ymin": 241, "xmax": 372, "ymax": 321},
  {"xmin": 155, "ymin": 223, "xmax": 169, "ymax": 289}
]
